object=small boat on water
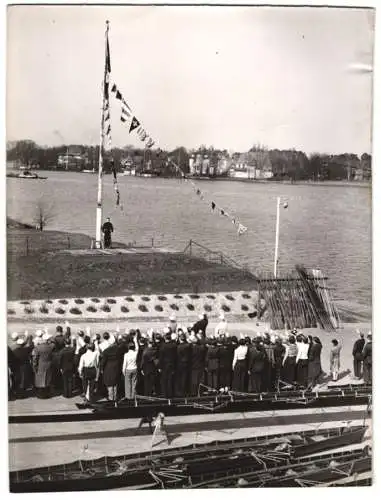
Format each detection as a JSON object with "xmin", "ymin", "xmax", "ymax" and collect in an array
[
  {"xmin": 82, "ymin": 168, "xmax": 96, "ymax": 173},
  {"xmin": 9, "ymin": 425, "xmax": 369, "ymax": 492},
  {"xmin": 7, "ymin": 170, "xmax": 47, "ymax": 180}
]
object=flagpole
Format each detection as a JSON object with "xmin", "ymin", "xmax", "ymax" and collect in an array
[
  {"xmin": 95, "ymin": 21, "xmax": 110, "ymax": 249},
  {"xmin": 274, "ymin": 196, "xmax": 281, "ymax": 278}
]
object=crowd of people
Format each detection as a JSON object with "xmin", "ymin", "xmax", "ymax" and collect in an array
[{"xmin": 7, "ymin": 313, "xmax": 372, "ymax": 403}]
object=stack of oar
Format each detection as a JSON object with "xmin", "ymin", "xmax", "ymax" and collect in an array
[
  {"xmin": 257, "ymin": 266, "xmax": 339, "ymax": 330},
  {"xmin": 9, "ymin": 425, "xmax": 370, "ymax": 492}
]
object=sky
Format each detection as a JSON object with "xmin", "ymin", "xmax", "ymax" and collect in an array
[{"xmin": 6, "ymin": 5, "xmax": 375, "ymax": 155}]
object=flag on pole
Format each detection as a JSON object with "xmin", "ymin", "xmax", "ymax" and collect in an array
[{"xmin": 103, "ymin": 23, "xmax": 112, "ymax": 150}]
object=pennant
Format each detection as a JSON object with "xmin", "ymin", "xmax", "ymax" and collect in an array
[
  {"xmin": 196, "ymin": 189, "xmax": 201, "ymax": 196},
  {"xmin": 111, "ymin": 83, "xmax": 117, "ymax": 93},
  {"xmin": 122, "ymin": 98, "xmax": 131, "ymax": 111},
  {"xmin": 147, "ymin": 139, "xmax": 155, "ymax": 148},
  {"xmin": 129, "ymin": 116, "xmax": 140, "ymax": 133},
  {"xmin": 220, "ymin": 209, "xmax": 225, "ymax": 216},
  {"xmin": 140, "ymin": 131, "xmax": 147, "ymax": 141},
  {"xmin": 237, "ymin": 223, "xmax": 248, "ymax": 236},
  {"xmin": 211, "ymin": 202, "xmax": 216, "ymax": 210},
  {"xmin": 115, "ymin": 90, "xmax": 122, "ymax": 101},
  {"xmin": 121, "ymin": 104, "xmax": 131, "ymax": 118},
  {"xmin": 121, "ymin": 116, "xmax": 127, "ymax": 123}
]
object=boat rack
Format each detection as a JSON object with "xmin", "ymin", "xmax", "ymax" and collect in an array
[
  {"xmin": 9, "ymin": 424, "xmax": 370, "ymax": 492},
  {"xmin": 9, "ymin": 385, "xmax": 372, "ymax": 424}
]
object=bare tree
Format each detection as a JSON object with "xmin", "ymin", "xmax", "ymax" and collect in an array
[{"xmin": 33, "ymin": 200, "xmax": 56, "ymax": 231}]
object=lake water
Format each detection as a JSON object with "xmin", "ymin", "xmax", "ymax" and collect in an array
[{"xmin": 7, "ymin": 171, "xmax": 372, "ymax": 307}]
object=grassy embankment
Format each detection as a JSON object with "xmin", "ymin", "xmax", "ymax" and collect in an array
[{"xmin": 7, "ymin": 218, "xmax": 257, "ymax": 301}]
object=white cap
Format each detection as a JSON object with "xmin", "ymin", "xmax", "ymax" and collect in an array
[
  {"xmin": 42, "ymin": 333, "xmax": 49, "ymax": 341},
  {"xmin": 35, "ymin": 330, "xmax": 43, "ymax": 337},
  {"xmin": 64, "ymin": 321, "xmax": 70, "ymax": 327},
  {"xmin": 256, "ymin": 332, "xmax": 262, "ymax": 337},
  {"xmin": 171, "ymin": 333, "xmax": 177, "ymax": 340},
  {"xmin": 219, "ymin": 313, "xmax": 225, "ymax": 320},
  {"xmin": 17, "ymin": 338, "xmax": 25, "ymax": 345},
  {"xmin": 169, "ymin": 314, "xmax": 176, "ymax": 321},
  {"xmin": 11, "ymin": 332, "xmax": 19, "ymax": 340},
  {"xmin": 199, "ymin": 314, "xmax": 204, "ymax": 320},
  {"xmin": 163, "ymin": 326, "xmax": 171, "ymax": 335},
  {"xmin": 86, "ymin": 327, "xmax": 91, "ymax": 335},
  {"xmin": 270, "ymin": 335, "xmax": 276, "ymax": 343}
]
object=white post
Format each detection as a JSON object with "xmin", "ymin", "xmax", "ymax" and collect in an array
[
  {"xmin": 274, "ymin": 196, "xmax": 281, "ymax": 277},
  {"xmin": 95, "ymin": 21, "xmax": 109, "ymax": 249}
]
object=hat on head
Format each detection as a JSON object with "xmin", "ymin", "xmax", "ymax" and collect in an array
[
  {"xmin": 163, "ymin": 327, "xmax": 171, "ymax": 335},
  {"xmin": 35, "ymin": 329, "xmax": 42, "ymax": 337},
  {"xmin": 169, "ymin": 314, "xmax": 176, "ymax": 321},
  {"xmin": 17, "ymin": 338, "xmax": 25, "ymax": 345},
  {"xmin": 219, "ymin": 313, "xmax": 225, "ymax": 320},
  {"xmin": 42, "ymin": 333, "xmax": 49, "ymax": 341},
  {"xmin": 198, "ymin": 314, "xmax": 204, "ymax": 320},
  {"xmin": 11, "ymin": 332, "xmax": 19, "ymax": 340},
  {"xmin": 171, "ymin": 332, "xmax": 177, "ymax": 341},
  {"xmin": 78, "ymin": 330, "xmax": 85, "ymax": 337}
]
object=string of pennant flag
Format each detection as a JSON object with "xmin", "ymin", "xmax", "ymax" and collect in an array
[
  {"xmin": 109, "ymin": 82, "xmax": 247, "ymax": 235},
  {"xmin": 111, "ymin": 83, "xmax": 155, "ymax": 148}
]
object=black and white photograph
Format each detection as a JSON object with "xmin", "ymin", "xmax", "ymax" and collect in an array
[{"xmin": 5, "ymin": 2, "xmax": 374, "ymax": 492}]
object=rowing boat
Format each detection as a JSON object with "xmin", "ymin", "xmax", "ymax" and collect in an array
[{"xmin": 9, "ymin": 425, "xmax": 368, "ymax": 492}]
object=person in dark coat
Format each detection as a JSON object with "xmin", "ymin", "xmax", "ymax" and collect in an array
[
  {"xmin": 192, "ymin": 314, "xmax": 209, "ymax": 337},
  {"xmin": 263, "ymin": 337, "xmax": 275, "ymax": 391},
  {"xmin": 158, "ymin": 333, "xmax": 177, "ymax": 398},
  {"xmin": 248, "ymin": 341, "xmax": 266, "ymax": 393},
  {"xmin": 8, "ymin": 346, "xmax": 18, "ymax": 400},
  {"xmin": 59, "ymin": 339, "xmax": 76, "ymax": 398},
  {"xmin": 352, "ymin": 331, "xmax": 365, "ymax": 379},
  {"xmin": 189, "ymin": 336, "xmax": 206, "ymax": 396},
  {"xmin": 101, "ymin": 340, "xmax": 121, "ymax": 401},
  {"xmin": 12, "ymin": 338, "xmax": 34, "ymax": 398},
  {"xmin": 140, "ymin": 339, "xmax": 158, "ymax": 396},
  {"xmin": 362, "ymin": 334, "xmax": 372, "ymax": 384},
  {"xmin": 54, "ymin": 326, "xmax": 66, "ymax": 351},
  {"xmin": 206, "ymin": 339, "xmax": 220, "ymax": 389},
  {"xmin": 218, "ymin": 338, "xmax": 233, "ymax": 390},
  {"xmin": 33, "ymin": 335, "xmax": 55, "ymax": 398},
  {"xmin": 175, "ymin": 333, "xmax": 191, "ymax": 397},
  {"xmin": 307, "ymin": 337, "xmax": 322, "ymax": 389},
  {"xmin": 102, "ymin": 217, "xmax": 114, "ymax": 248},
  {"xmin": 273, "ymin": 338, "xmax": 286, "ymax": 391}
]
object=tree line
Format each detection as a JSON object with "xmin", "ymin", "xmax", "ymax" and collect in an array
[{"xmin": 6, "ymin": 140, "xmax": 372, "ymax": 181}]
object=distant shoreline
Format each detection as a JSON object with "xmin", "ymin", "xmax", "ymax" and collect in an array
[{"xmin": 7, "ymin": 168, "xmax": 371, "ymax": 188}]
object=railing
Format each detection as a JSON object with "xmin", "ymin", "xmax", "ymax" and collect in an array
[{"xmin": 182, "ymin": 239, "xmax": 257, "ymax": 278}]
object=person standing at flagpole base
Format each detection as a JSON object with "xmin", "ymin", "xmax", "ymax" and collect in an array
[{"xmin": 102, "ymin": 217, "xmax": 114, "ymax": 248}]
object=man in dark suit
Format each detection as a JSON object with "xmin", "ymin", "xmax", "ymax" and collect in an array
[
  {"xmin": 192, "ymin": 314, "xmax": 209, "ymax": 337},
  {"xmin": 206, "ymin": 339, "xmax": 220, "ymax": 389},
  {"xmin": 352, "ymin": 331, "xmax": 365, "ymax": 379},
  {"xmin": 140, "ymin": 339, "xmax": 158, "ymax": 396},
  {"xmin": 189, "ymin": 336, "xmax": 207, "ymax": 396},
  {"xmin": 175, "ymin": 333, "xmax": 191, "ymax": 397},
  {"xmin": 59, "ymin": 339, "xmax": 76, "ymax": 398},
  {"xmin": 158, "ymin": 333, "xmax": 177, "ymax": 398},
  {"xmin": 217, "ymin": 337, "xmax": 232, "ymax": 391},
  {"xmin": 362, "ymin": 334, "xmax": 372, "ymax": 384}
]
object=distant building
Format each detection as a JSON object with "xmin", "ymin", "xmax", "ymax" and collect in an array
[
  {"xmin": 229, "ymin": 151, "xmax": 273, "ymax": 179},
  {"xmin": 57, "ymin": 146, "xmax": 88, "ymax": 170}
]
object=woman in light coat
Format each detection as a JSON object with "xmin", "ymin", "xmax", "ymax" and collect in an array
[{"xmin": 330, "ymin": 339, "xmax": 342, "ymax": 382}]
